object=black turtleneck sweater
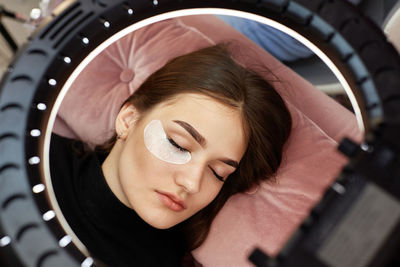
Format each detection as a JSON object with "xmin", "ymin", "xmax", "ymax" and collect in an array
[{"xmin": 49, "ymin": 133, "xmax": 188, "ymax": 267}]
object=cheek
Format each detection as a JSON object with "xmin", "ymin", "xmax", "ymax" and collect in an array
[
  {"xmin": 118, "ymin": 136, "xmax": 172, "ymax": 188},
  {"xmin": 193, "ymin": 180, "xmax": 223, "ymax": 210}
]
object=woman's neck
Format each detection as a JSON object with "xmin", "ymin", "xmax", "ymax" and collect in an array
[{"xmin": 101, "ymin": 140, "xmax": 131, "ymax": 208}]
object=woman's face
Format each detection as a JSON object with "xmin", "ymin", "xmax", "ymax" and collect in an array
[{"xmin": 106, "ymin": 93, "xmax": 247, "ymax": 229}]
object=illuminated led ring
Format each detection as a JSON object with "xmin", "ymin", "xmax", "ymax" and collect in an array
[{"xmin": 1, "ymin": 0, "xmax": 400, "ymax": 266}]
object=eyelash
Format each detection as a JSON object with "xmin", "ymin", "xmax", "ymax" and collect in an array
[
  {"xmin": 211, "ymin": 169, "xmax": 225, "ymax": 182},
  {"xmin": 167, "ymin": 137, "xmax": 224, "ymax": 182},
  {"xmin": 167, "ymin": 137, "xmax": 188, "ymax": 152}
]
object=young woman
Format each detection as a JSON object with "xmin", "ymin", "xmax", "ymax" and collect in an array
[{"xmin": 50, "ymin": 44, "xmax": 292, "ymax": 266}]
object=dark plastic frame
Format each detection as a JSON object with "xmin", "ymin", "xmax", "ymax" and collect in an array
[{"xmin": 1, "ymin": 0, "xmax": 400, "ymax": 266}]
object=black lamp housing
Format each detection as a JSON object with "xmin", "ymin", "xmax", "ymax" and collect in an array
[{"xmin": 0, "ymin": 0, "xmax": 399, "ymax": 266}]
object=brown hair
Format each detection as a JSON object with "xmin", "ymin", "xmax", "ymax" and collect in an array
[{"xmin": 101, "ymin": 44, "xmax": 292, "ymax": 250}]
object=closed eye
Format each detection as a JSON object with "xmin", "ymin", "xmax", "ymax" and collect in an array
[
  {"xmin": 211, "ymin": 168, "xmax": 224, "ymax": 182},
  {"xmin": 167, "ymin": 137, "xmax": 189, "ymax": 153},
  {"xmin": 168, "ymin": 137, "xmax": 223, "ymax": 182}
]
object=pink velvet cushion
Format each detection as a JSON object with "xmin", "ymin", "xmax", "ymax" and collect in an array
[
  {"xmin": 53, "ymin": 16, "xmax": 361, "ymax": 266},
  {"xmin": 191, "ymin": 103, "xmax": 347, "ymax": 266},
  {"xmin": 53, "ymin": 18, "xmax": 214, "ymax": 146}
]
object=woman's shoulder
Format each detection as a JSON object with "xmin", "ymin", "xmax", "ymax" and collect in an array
[
  {"xmin": 50, "ymin": 133, "xmax": 85, "ymax": 152},
  {"xmin": 50, "ymin": 133, "xmax": 91, "ymax": 162},
  {"xmin": 49, "ymin": 133, "xmax": 90, "ymax": 177}
]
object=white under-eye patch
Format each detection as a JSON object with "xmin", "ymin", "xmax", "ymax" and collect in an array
[{"xmin": 144, "ymin": 120, "xmax": 191, "ymax": 164}]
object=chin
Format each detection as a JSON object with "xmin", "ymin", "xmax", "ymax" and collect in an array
[
  {"xmin": 150, "ymin": 222, "xmax": 175, "ymax": 229},
  {"xmin": 137, "ymin": 209, "xmax": 185, "ymax": 229},
  {"xmin": 145, "ymin": 218, "xmax": 182, "ymax": 229}
]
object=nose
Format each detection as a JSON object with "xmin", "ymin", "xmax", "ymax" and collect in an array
[{"xmin": 174, "ymin": 163, "xmax": 204, "ymax": 194}]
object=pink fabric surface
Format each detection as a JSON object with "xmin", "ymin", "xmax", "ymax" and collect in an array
[
  {"xmin": 191, "ymin": 103, "xmax": 346, "ymax": 266},
  {"xmin": 53, "ymin": 15, "xmax": 362, "ymax": 266},
  {"xmin": 180, "ymin": 15, "xmax": 363, "ymax": 144},
  {"xmin": 53, "ymin": 18, "xmax": 214, "ymax": 147}
]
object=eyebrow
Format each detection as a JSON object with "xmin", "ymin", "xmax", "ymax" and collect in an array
[
  {"xmin": 220, "ymin": 158, "xmax": 239, "ymax": 169},
  {"xmin": 173, "ymin": 120, "xmax": 239, "ymax": 169},
  {"xmin": 173, "ymin": 120, "xmax": 206, "ymax": 147}
]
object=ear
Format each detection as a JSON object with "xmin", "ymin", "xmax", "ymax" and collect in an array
[{"xmin": 115, "ymin": 103, "xmax": 138, "ymax": 140}]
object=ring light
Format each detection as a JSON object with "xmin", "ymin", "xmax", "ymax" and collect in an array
[{"xmin": 0, "ymin": 0, "xmax": 399, "ymax": 266}]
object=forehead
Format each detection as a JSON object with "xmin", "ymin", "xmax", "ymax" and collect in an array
[{"xmin": 143, "ymin": 93, "xmax": 247, "ymax": 155}]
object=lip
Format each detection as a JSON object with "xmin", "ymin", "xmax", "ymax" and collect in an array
[{"xmin": 156, "ymin": 191, "xmax": 187, "ymax": 212}]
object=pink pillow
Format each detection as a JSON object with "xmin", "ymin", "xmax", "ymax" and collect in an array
[
  {"xmin": 53, "ymin": 16, "xmax": 362, "ymax": 266},
  {"xmin": 191, "ymin": 103, "xmax": 347, "ymax": 266},
  {"xmin": 179, "ymin": 15, "xmax": 362, "ymax": 144},
  {"xmin": 53, "ymin": 18, "xmax": 214, "ymax": 146}
]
